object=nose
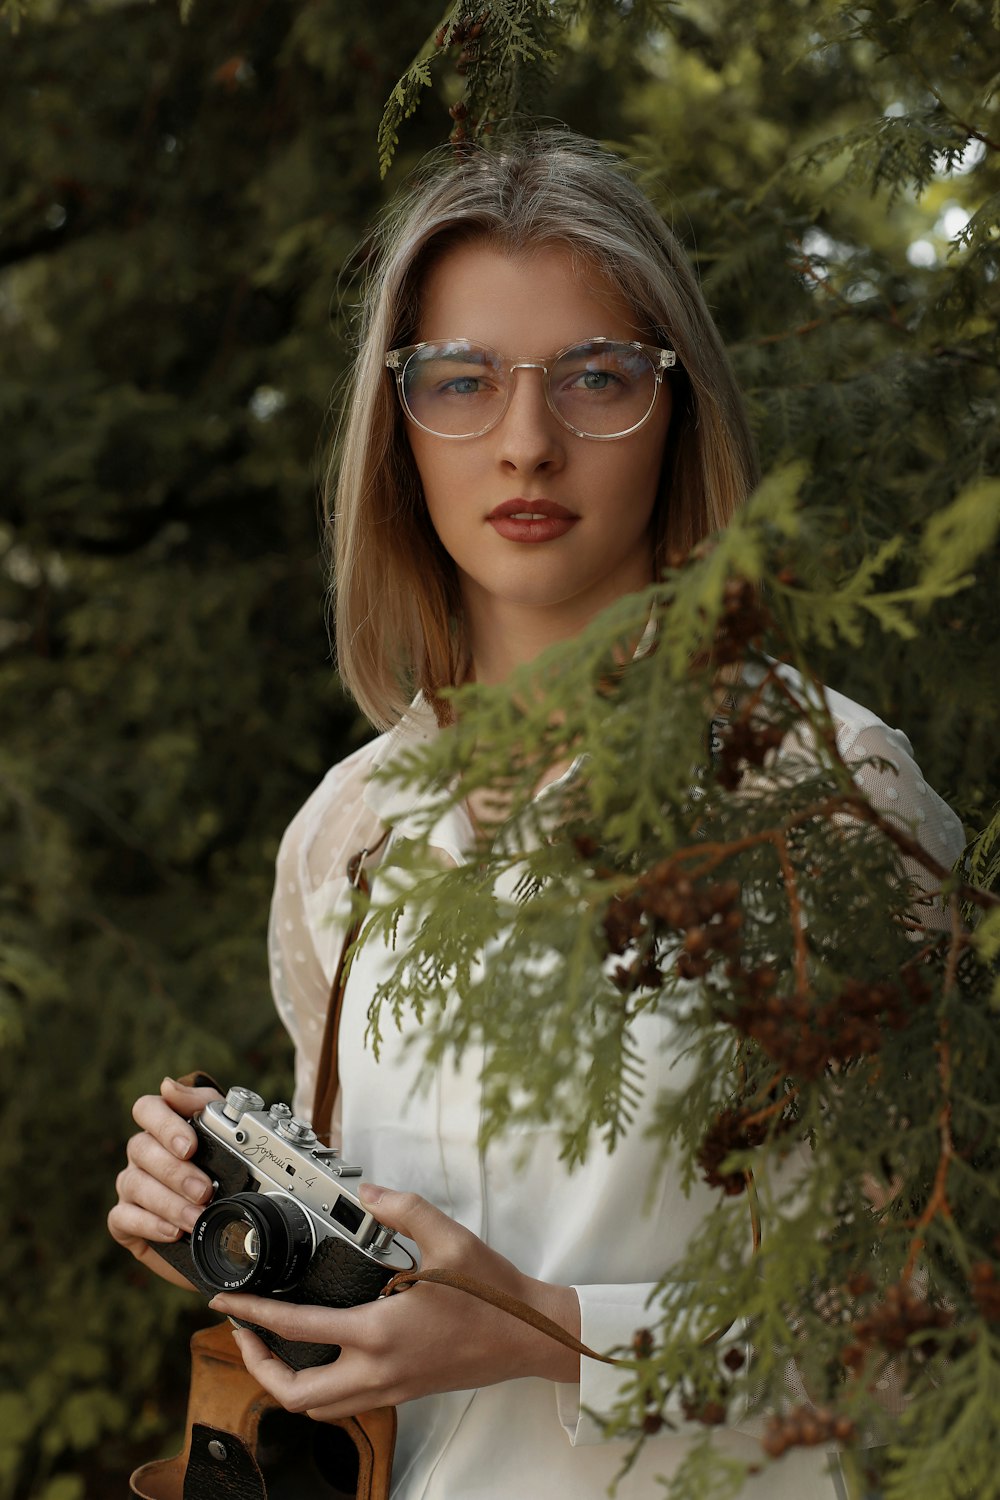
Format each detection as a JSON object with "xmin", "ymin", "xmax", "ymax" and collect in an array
[{"xmin": 493, "ymin": 365, "xmax": 566, "ymax": 473}]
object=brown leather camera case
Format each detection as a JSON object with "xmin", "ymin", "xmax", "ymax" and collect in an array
[{"xmin": 129, "ymin": 1321, "xmax": 395, "ymax": 1500}]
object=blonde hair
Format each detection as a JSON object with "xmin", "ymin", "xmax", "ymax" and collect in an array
[{"xmin": 328, "ymin": 133, "xmax": 758, "ymax": 730}]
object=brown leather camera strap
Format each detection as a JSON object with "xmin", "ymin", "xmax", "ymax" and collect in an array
[
  {"xmin": 177, "ymin": 1070, "xmax": 223, "ymax": 1091},
  {"xmin": 380, "ymin": 1247, "xmax": 759, "ymax": 1364},
  {"xmin": 312, "ymin": 830, "xmax": 389, "ymax": 1145},
  {"xmin": 380, "ymin": 1265, "xmax": 625, "ymax": 1367}
]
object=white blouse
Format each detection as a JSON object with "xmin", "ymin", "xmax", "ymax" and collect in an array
[{"xmin": 268, "ymin": 672, "xmax": 965, "ymax": 1500}]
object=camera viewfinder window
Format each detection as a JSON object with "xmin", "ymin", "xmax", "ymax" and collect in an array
[{"xmin": 331, "ymin": 1197, "xmax": 364, "ymax": 1237}]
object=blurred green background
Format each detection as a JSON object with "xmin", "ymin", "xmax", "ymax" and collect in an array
[{"xmin": 1, "ymin": 1, "xmax": 997, "ymax": 1495}]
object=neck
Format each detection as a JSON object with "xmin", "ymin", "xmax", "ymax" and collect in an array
[
  {"xmin": 461, "ymin": 580, "xmax": 654, "ymax": 687},
  {"xmin": 467, "ymin": 609, "xmax": 569, "ymax": 687},
  {"xmin": 466, "ymin": 603, "xmax": 584, "ymax": 686}
]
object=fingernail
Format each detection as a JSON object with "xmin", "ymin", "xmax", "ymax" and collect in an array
[
  {"xmin": 173, "ymin": 1135, "xmax": 193, "ymax": 1158},
  {"xmin": 208, "ymin": 1295, "xmax": 227, "ymax": 1310},
  {"xmin": 185, "ymin": 1175, "xmax": 209, "ymax": 1202},
  {"xmin": 183, "ymin": 1205, "xmax": 201, "ymax": 1232},
  {"xmin": 162, "ymin": 1076, "xmax": 176, "ymax": 1087},
  {"xmin": 358, "ymin": 1182, "xmax": 386, "ymax": 1206}
]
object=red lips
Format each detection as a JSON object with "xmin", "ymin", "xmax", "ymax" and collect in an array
[{"xmin": 485, "ymin": 498, "xmax": 579, "ymax": 544}]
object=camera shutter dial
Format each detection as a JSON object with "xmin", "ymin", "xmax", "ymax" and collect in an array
[
  {"xmin": 222, "ymin": 1086, "xmax": 266, "ymax": 1122},
  {"xmin": 276, "ymin": 1116, "xmax": 317, "ymax": 1144}
]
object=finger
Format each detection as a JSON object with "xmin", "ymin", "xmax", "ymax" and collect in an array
[
  {"xmin": 107, "ymin": 1206, "xmax": 199, "ymax": 1290},
  {"xmin": 130, "ymin": 1078, "xmax": 220, "ymax": 1156},
  {"xmin": 115, "ymin": 1163, "xmax": 207, "ymax": 1235},
  {"xmin": 127, "ymin": 1132, "xmax": 214, "ymax": 1206},
  {"xmin": 208, "ymin": 1292, "xmax": 368, "ymax": 1346},
  {"xmin": 358, "ymin": 1184, "xmax": 467, "ymax": 1260},
  {"xmin": 229, "ymin": 1328, "xmax": 365, "ymax": 1417},
  {"xmin": 161, "ymin": 1075, "xmax": 224, "ymax": 1111},
  {"xmin": 131, "ymin": 1091, "xmax": 202, "ymax": 1161},
  {"xmin": 108, "ymin": 1198, "xmax": 184, "ymax": 1247}
]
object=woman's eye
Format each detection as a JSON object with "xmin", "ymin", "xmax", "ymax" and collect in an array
[
  {"xmin": 429, "ymin": 370, "xmax": 496, "ymax": 397},
  {"xmin": 580, "ymin": 370, "xmax": 615, "ymax": 390},
  {"xmin": 564, "ymin": 367, "xmax": 624, "ymax": 394}
]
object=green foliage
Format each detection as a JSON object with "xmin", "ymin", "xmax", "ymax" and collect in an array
[
  {"xmin": 377, "ymin": 1, "xmax": 678, "ymax": 174},
  {"xmin": 378, "ymin": 0, "xmax": 562, "ymax": 176},
  {"xmin": 883, "ymin": 1334, "xmax": 1000, "ymax": 1500},
  {"xmin": 654, "ymin": 1430, "xmax": 749, "ymax": 1500},
  {"xmin": 3, "ymin": 0, "xmax": 999, "ymax": 1496},
  {"xmin": 767, "ymin": 477, "xmax": 1000, "ymax": 648},
  {"xmin": 367, "ymin": 495, "xmax": 1000, "ymax": 1495}
]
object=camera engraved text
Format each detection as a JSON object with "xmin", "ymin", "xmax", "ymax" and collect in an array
[{"xmin": 243, "ymin": 1133, "xmax": 295, "ymax": 1175}]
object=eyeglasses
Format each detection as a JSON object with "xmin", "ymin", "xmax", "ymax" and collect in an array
[{"xmin": 384, "ymin": 336, "xmax": 678, "ymax": 441}]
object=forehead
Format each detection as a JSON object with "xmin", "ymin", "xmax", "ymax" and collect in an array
[{"xmin": 415, "ymin": 238, "xmax": 644, "ymax": 353}]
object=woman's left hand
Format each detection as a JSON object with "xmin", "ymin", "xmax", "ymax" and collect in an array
[{"xmin": 208, "ymin": 1183, "xmax": 582, "ymax": 1421}]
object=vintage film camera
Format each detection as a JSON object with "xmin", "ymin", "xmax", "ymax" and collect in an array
[{"xmin": 151, "ymin": 1086, "xmax": 416, "ymax": 1370}]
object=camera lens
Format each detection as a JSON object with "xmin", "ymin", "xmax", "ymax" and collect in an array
[
  {"xmin": 191, "ymin": 1192, "xmax": 314, "ymax": 1293},
  {"xmin": 216, "ymin": 1219, "xmax": 260, "ymax": 1277}
]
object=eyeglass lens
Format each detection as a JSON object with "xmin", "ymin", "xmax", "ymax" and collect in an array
[{"xmin": 400, "ymin": 340, "xmax": 659, "ymax": 438}]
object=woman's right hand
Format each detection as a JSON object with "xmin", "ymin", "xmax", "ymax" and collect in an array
[{"xmin": 108, "ymin": 1075, "xmax": 223, "ymax": 1290}]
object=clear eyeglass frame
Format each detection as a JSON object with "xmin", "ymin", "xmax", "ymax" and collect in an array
[{"xmin": 384, "ymin": 335, "xmax": 679, "ymax": 441}]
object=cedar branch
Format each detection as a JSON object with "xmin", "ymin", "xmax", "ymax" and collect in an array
[{"xmin": 901, "ymin": 1028, "xmax": 954, "ymax": 1285}]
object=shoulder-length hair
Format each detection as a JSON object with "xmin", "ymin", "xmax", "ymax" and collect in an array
[{"xmin": 328, "ymin": 132, "xmax": 758, "ymax": 730}]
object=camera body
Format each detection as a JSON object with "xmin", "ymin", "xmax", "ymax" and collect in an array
[{"xmin": 151, "ymin": 1086, "xmax": 416, "ymax": 1370}]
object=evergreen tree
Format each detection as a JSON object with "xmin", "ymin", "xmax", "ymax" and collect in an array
[
  {"xmin": 1, "ymin": 1, "xmax": 996, "ymax": 1497},
  {"xmin": 375, "ymin": 5, "xmax": 1000, "ymax": 1498},
  {"xmin": 0, "ymin": 3, "xmax": 443, "ymax": 1495}
]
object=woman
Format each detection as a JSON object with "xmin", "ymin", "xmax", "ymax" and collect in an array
[{"xmin": 110, "ymin": 136, "xmax": 964, "ymax": 1498}]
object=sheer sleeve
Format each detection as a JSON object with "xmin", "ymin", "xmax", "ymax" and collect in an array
[
  {"xmin": 268, "ymin": 737, "xmax": 386, "ymax": 1125},
  {"xmin": 751, "ymin": 665, "xmax": 968, "ymax": 927},
  {"xmin": 838, "ymin": 719, "xmax": 966, "ymax": 930}
]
